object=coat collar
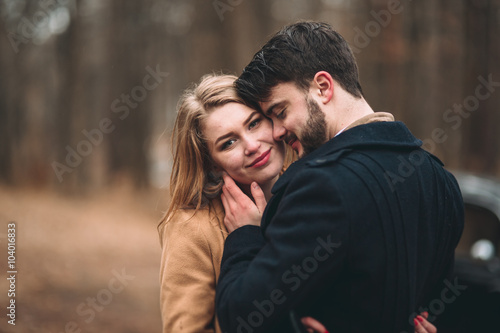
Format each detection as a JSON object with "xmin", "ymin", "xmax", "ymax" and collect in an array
[{"xmin": 272, "ymin": 121, "xmax": 422, "ymax": 194}]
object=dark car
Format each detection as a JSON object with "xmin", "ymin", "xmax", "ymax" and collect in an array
[{"xmin": 439, "ymin": 172, "xmax": 500, "ymax": 333}]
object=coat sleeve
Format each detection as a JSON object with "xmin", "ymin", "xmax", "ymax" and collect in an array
[
  {"xmin": 159, "ymin": 215, "xmax": 218, "ymax": 333},
  {"xmin": 216, "ymin": 167, "xmax": 348, "ymax": 332}
]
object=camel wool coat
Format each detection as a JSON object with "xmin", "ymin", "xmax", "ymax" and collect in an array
[{"xmin": 159, "ymin": 199, "xmax": 228, "ymax": 333}]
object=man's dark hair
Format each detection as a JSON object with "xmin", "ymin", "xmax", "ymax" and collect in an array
[{"xmin": 236, "ymin": 21, "xmax": 364, "ymax": 110}]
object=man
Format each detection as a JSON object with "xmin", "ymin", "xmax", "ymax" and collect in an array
[{"xmin": 216, "ymin": 21, "xmax": 463, "ymax": 333}]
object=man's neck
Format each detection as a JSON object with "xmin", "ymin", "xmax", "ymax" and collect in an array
[{"xmin": 327, "ymin": 96, "xmax": 374, "ymax": 140}]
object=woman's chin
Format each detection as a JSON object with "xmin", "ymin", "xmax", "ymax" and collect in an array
[{"xmin": 230, "ymin": 169, "xmax": 281, "ymax": 189}]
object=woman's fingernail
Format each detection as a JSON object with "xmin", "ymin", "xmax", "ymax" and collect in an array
[
  {"xmin": 324, "ymin": 331, "xmax": 330, "ymax": 333},
  {"xmin": 252, "ymin": 182, "xmax": 259, "ymax": 189},
  {"xmin": 422, "ymin": 311, "xmax": 428, "ymax": 317},
  {"xmin": 417, "ymin": 315, "xmax": 424, "ymax": 322},
  {"xmin": 414, "ymin": 318, "xmax": 419, "ymax": 326}
]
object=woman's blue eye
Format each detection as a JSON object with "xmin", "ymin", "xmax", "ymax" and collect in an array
[
  {"xmin": 249, "ymin": 118, "xmax": 261, "ymax": 129},
  {"xmin": 221, "ymin": 139, "xmax": 235, "ymax": 150}
]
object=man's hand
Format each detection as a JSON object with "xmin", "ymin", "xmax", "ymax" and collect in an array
[{"xmin": 220, "ymin": 173, "xmax": 267, "ymax": 233}]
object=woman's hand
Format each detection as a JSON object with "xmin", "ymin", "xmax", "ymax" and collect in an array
[
  {"xmin": 301, "ymin": 316, "xmax": 328, "ymax": 333},
  {"xmin": 300, "ymin": 312, "xmax": 437, "ymax": 333},
  {"xmin": 220, "ymin": 173, "xmax": 267, "ymax": 233},
  {"xmin": 415, "ymin": 311, "xmax": 437, "ymax": 333}
]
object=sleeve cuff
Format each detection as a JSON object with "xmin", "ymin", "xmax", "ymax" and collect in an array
[
  {"xmin": 224, "ymin": 225, "xmax": 265, "ymax": 252},
  {"xmin": 221, "ymin": 225, "xmax": 266, "ymax": 270}
]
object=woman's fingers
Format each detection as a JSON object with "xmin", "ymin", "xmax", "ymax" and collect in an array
[
  {"xmin": 221, "ymin": 192, "xmax": 235, "ymax": 233},
  {"xmin": 220, "ymin": 173, "xmax": 262, "ymax": 230},
  {"xmin": 251, "ymin": 182, "xmax": 267, "ymax": 213},
  {"xmin": 414, "ymin": 315, "xmax": 437, "ymax": 333},
  {"xmin": 301, "ymin": 316, "xmax": 328, "ymax": 333},
  {"xmin": 222, "ymin": 172, "xmax": 249, "ymax": 203}
]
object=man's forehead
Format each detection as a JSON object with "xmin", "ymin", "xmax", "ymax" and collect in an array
[
  {"xmin": 258, "ymin": 83, "xmax": 287, "ymax": 109},
  {"xmin": 258, "ymin": 98, "xmax": 282, "ymax": 116},
  {"xmin": 258, "ymin": 99, "xmax": 273, "ymax": 112},
  {"xmin": 258, "ymin": 82, "xmax": 302, "ymax": 113}
]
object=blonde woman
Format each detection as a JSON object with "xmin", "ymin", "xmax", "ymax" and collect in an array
[
  {"xmin": 158, "ymin": 74, "xmax": 436, "ymax": 333},
  {"xmin": 158, "ymin": 74, "xmax": 292, "ymax": 333}
]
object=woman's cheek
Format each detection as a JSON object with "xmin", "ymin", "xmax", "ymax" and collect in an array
[
  {"xmin": 260, "ymin": 125, "xmax": 274, "ymax": 142},
  {"xmin": 219, "ymin": 160, "xmax": 244, "ymax": 181},
  {"xmin": 226, "ymin": 171, "xmax": 251, "ymax": 186}
]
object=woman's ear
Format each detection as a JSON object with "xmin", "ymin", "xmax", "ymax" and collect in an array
[
  {"xmin": 211, "ymin": 165, "xmax": 224, "ymax": 181},
  {"xmin": 207, "ymin": 167, "xmax": 223, "ymax": 185}
]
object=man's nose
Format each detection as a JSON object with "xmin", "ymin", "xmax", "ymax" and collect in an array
[{"xmin": 272, "ymin": 124, "xmax": 286, "ymax": 142}]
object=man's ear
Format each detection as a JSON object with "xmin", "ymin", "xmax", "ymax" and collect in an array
[{"xmin": 311, "ymin": 71, "xmax": 334, "ymax": 104}]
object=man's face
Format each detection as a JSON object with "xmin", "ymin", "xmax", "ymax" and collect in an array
[{"xmin": 259, "ymin": 82, "xmax": 328, "ymax": 157}]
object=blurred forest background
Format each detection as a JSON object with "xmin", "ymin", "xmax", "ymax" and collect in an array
[{"xmin": 0, "ymin": 0, "xmax": 499, "ymax": 332}]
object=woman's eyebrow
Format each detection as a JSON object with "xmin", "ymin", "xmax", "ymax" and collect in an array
[
  {"xmin": 242, "ymin": 111, "xmax": 259, "ymax": 125},
  {"xmin": 214, "ymin": 111, "xmax": 260, "ymax": 146},
  {"xmin": 215, "ymin": 132, "xmax": 235, "ymax": 146}
]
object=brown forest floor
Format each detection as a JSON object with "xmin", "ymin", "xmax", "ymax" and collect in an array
[{"xmin": 0, "ymin": 184, "xmax": 166, "ymax": 333}]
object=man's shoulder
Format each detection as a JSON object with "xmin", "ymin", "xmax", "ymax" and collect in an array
[
  {"xmin": 278, "ymin": 145, "xmax": 387, "ymax": 186},
  {"xmin": 272, "ymin": 121, "xmax": 422, "ymax": 194}
]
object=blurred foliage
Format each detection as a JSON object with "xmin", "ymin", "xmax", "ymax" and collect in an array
[{"xmin": 0, "ymin": 0, "xmax": 499, "ymax": 193}]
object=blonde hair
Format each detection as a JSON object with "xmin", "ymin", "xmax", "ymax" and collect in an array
[
  {"xmin": 159, "ymin": 73, "xmax": 295, "ymax": 231},
  {"xmin": 159, "ymin": 74, "xmax": 243, "ymax": 227}
]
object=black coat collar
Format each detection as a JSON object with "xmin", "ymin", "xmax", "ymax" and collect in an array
[{"xmin": 272, "ymin": 121, "xmax": 422, "ymax": 194}]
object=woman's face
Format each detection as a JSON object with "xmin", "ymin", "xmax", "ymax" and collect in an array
[{"xmin": 203, "ymin": 102, "xmax": 285, "ymax": 186}]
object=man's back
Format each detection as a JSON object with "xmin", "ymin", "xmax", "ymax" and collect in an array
[
  {"xmin": 216, "ymin": 121, "xmax": 464, "ymax": 332},
  {"xmin": 261, "ymin": 121, "xmax": 464, "ymax": 332}
]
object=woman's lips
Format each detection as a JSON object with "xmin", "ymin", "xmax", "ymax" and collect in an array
[{"xmin": 248, "ymin": 148, "xmax": 271, "ymax": 168}]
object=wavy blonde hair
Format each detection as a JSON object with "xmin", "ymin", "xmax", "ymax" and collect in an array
[{"xmin": 159, "ymin": 73, "xmax": 294, "ymax": 230}]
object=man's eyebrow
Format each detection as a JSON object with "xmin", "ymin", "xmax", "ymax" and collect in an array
[
  {"xmin": 214, "ymin": 111, "xmax": 259, "ymax": 146},
  {"xmin": 264, "ymin": 101, "xmax": 285, "ymax": 116}
]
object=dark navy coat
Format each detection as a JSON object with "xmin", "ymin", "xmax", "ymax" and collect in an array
[{"xmin": 216, "ymin": 121, "xmax": 464, "ymax": 333}]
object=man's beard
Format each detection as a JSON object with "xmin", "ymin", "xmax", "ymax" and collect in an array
[{"xmin": 300, "ymin": 98, "xmax": 327, "ymax": 156}]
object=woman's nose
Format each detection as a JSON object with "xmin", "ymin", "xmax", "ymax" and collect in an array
[{"xmin": 244, "ymin": 137, "xmax": 261, "ymax": 155}]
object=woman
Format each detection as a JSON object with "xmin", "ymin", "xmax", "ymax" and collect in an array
[
  {"xmin": 158, "ymin": 73, "xmax": 292, "ymax": 333},
  {"xmin": 158, "ymin": 74, "xmax": 436, "ymax": 333}
]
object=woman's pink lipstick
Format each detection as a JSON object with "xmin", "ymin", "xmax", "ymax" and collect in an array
[{"xmin": 248, "ymin": 148, "xmax": 271, "ymax": 168}]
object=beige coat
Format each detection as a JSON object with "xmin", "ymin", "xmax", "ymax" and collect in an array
[{"xmin": 159, "ymin": 199, "xmax": 228, "ymax": 333}]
